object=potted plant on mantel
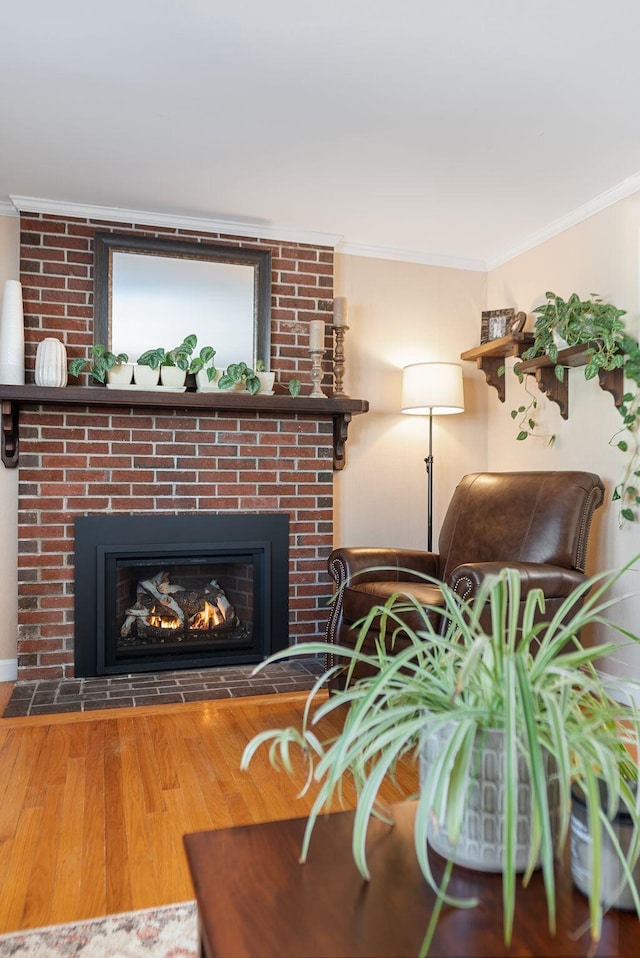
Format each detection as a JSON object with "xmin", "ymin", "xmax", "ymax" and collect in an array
[
  {"xmin": 242, "ymin": 562, "xmax": 640, "ymax": 956},
  {"xmin": 511, "ymin": 291, "xmax": 640, "ymax": 525},
  {"xmin": 68, "ymin": 344, "xmax": 131, "ymax": 384},
  {"xmin": 137, "ymin": 334, "xmax": 216, "ymax": 387}
]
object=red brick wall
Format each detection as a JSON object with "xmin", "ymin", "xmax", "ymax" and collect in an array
[{"xmin": 17, "ymin": 214, "xmax": 335, "ymax": 680}]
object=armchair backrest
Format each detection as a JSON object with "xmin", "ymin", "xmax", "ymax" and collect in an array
[{"xmin": 437, "ymin": 471, "xmax": 604, "ymax": 581}]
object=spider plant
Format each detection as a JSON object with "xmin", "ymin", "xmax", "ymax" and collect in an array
[{"xmin": 242, "ymin": 560, "xmax": 640, "ymax": 956}]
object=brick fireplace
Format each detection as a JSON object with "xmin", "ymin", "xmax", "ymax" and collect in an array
[{"xmin": 15, "ymin": 212, "xmax": 341, "ymax": 682}]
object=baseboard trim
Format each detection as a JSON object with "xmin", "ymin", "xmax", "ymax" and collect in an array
[{"xmin": 0, "ymin": 658, "xmax": 17, "ymax": 681}]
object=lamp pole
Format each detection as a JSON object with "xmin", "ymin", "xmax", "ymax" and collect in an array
[{"xmin": 425, "ymin": 409, "xmax": 434, "ymax": 552}]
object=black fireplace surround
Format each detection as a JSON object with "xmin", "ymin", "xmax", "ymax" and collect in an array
[{"xmin": 74, "ymin": 513, "xmax": 289, "ymax": 677}]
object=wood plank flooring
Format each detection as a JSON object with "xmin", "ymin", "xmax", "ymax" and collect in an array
[{"xmin": 0, "ymin": 690, "xmax": 418, "ymax": 934}]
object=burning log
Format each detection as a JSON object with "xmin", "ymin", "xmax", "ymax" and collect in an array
[{"xmin": 119, "ymin": 570, "xmax": 238, "ymax": 638}]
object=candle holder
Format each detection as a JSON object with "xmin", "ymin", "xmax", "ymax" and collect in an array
[
  {"xmin": 309, "ymin": 348, "xmax": 326, "ymax": 398},
  {"xmin": 333, "ymin": 323, "xmax": 349, "ymax": 397}
]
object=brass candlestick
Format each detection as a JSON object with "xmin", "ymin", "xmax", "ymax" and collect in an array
[
  {"xmin": 333, "ymin": 323, "xmax": 349, "ymax": 396},
  {"xmin": 309, "ymin": 348, "xmax": 326, "ymax": 398}
]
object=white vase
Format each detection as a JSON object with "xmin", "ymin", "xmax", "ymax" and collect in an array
[
  {"xmin": 133, "ymin": 364, "xmax": 160, "ymax": 387},
  {"xmin": 35, "ymin": 337, "xmax": 68, "ymax": 387},
  {"xmin": 106, "ymin": 363, "xmax": 134, "ymax": 386},
  {"xmin": 0, "ymin": 279, "xmax": 25, "ymax": 384},
  {"xmin": 160, "ymin": 366, "xmax": 187, "ymax": 387}
]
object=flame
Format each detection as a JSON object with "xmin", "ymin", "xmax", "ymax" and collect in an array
[
  {"xmin": 191, "ymin": 600, "xmax": 223, "ymax": 630},
  {"xmin": 148, "ymin": 606, "xmax": 181, "ymax": 630}
]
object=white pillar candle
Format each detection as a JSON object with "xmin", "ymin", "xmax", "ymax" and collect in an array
[
  {"xmin": 309, "ymin": 320, "xmax": 325, "ymax": 351},
  {"xmin": 333, "ymin": 296, "xmax": 348, "ymax": 327}
]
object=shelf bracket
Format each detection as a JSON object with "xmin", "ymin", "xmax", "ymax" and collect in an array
[
  {"xmin": 1, "ymin": 400, "xmax": 19, "ymax": 468},
  {"xmin": 333, "ymin": 413, "xmax": 352, "ymax": 471},
  {"xmin": 475, "ymin": 356, "xmax": 507, "ymax": 402},
  {"xmin": 522, "ymin": 367, "xmax": 569, "ymax": 420},
  {"xmin": 598, "ymin": 366, "xmax": 624, "ymax": 409}
]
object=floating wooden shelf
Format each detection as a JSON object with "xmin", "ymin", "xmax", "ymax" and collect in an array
[
  {"xmin": 460, "ymin": 333, "xmax": 535, "ymax": 402},
  {"xmin": 0, "ymin": 384, "xmax": 369, "ymax": 471},
  {"xmin": 514, "ymin": 344, "xmax": 624, "ymax": 420}
]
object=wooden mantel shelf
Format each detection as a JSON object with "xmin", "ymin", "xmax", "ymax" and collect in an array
[{"xmin": 0, "ymin": 384, "xmax": 369, "ymax": 471}]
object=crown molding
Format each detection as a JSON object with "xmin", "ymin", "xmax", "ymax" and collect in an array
[
  {"xmin": 487, "ymin": 171, "xmax": 640, "ymax": 270},
  {"xmin": 0, "ymin": 200, "xmax": 18, "ymax": 217},
  {"xmin": 9, "ymin": 196, "xmax": 343, "ymax": 248},
  {"xmin": 336, "ymin": 240, "xmax": 486, "ymax": 272}
]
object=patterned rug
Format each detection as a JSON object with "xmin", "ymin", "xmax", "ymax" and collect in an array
[{"xmin": 0, "ymin": 901, "xmax": 197, "ymax": 957}]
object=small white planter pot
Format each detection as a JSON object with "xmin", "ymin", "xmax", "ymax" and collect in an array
[
  {"xmin": 133, "ymin": 364, "xmax": 160, "ymax": 387},
  {"xmin": 256, "ymin": 371, "xmax": 276, "ymax": 395},
  {"xmin": 195, "ymin": 368, "xmax": 222, "ymax": 391},
  {"xmin": 106, "ymin": 363, "xmax": 134, "ymax": 386},
  {"xmin": 160, "ymin": 366, "xmax": 187, "ymax": 388}
]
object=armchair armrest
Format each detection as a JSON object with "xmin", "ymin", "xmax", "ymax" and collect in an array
[
  {"xmin": 328, "ymin": 547, "xmax": 440, "ymax": 587},
  {"xmin": 448, "ymin": 561, "xmax": 586, "ymax": 602}
]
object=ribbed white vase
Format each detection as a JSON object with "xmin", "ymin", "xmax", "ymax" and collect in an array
[{"xmin": 0, "ymin": 280, "xmax": 25, "ymax": 384}]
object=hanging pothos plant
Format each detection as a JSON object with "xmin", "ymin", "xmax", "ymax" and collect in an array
[{"xmin": 508, "ymin": 292, "xmax": 640, "ymax": 525}]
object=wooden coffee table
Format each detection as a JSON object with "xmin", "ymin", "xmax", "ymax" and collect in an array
[{"xmin": 183, "ymin": 801, "xmax": 638, "ymax": 957}]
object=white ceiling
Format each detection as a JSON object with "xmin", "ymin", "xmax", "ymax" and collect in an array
[{"xmin": 3, "ymin": 1, "xmax": 640, "ymax": 270}]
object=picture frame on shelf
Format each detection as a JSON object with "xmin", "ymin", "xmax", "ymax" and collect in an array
[{"xmin": 481, "ymin": 308, "xmax": 516, "ymax": 344}]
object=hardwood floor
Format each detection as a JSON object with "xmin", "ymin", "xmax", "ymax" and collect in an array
[{"xmin": 0, "ymin": 691, "xmax": 418, "ymax": 934}]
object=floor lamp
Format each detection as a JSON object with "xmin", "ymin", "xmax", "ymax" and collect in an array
[{"xmin": 401, "ymin": 362, "xmax": 465, "ymax": 552}]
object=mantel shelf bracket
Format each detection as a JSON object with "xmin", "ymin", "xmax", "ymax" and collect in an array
[
  {"xmin": 333, "ymin": 413, "xmax": 352, "ymax": 471},
  {"xmin": 1, "ymin": 400, "xmax": 18, "ymax": 468}
]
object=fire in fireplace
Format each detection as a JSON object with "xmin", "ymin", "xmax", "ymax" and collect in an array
[{"xmin": 74, "ymin": 513, "xmax": 289, "ymax": 676}]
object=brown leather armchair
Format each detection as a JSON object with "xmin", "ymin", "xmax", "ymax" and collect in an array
[{"xmin": 325, "ymin": 471, "xmax": 604, "ymax": 686}]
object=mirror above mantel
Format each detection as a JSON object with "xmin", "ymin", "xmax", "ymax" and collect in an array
[{"xmin": 93, "ymin": 233, "xmax": 272, "ymax": 369}]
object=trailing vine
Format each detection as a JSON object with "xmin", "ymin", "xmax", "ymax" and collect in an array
[{"xmin": 509, "ymin": 293, "xmax": 640, "ymax": 526}]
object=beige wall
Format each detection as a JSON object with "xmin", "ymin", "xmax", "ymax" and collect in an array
[
  {"xmin": 487, "ymin": 196, "xmax": 640, "ymax": 686},
  {"xmin": 333, "ymin": 253, "xmax": 488, "ymax": 549},
  {"xmin": 0, "ymin": 213, "xmax": 19, "ymax": 678}
]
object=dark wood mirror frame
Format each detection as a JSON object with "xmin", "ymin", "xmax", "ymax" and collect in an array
[{"xmin": 93, "ymin": 232, "xmax": 272, "ymax": 367}]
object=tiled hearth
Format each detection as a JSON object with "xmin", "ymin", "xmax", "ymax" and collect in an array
[{"xmin": 3, "ymin": 659, "xmax": 323, "ymax": 718}]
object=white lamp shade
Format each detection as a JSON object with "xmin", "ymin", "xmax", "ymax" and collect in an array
[{"xmin": 401, "ymin": 362, "xmax": 464, "ymax": 415}]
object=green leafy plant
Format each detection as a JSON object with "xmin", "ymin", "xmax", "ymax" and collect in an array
[
  {"xmin": 511, "ymin": 293, "xmax": 640, "ymax": 523},
  {"xmin": 288, "ymin": 378, "xmax": 302, "ymax": 398},
  {"xmin": 218, "ymin": 361, "xmax": 261, "ymax": 395},
  {"xmin": 522, "ymin": 292, "xmax": 627, "ymax": 380},
  {"xmin": 68, "ymin": 344, "xmax": 129, "ymax": 383},
  {"xmin": 255, "ymin": 359, "xmax": 266, "ymax": 372},
  {"xmin": 137, "ymin": 334, "xmax": 214, "ymax": 372},
  {"xmin": 242, "ymin": 562, "xmax": 640, "ymax": 955}
]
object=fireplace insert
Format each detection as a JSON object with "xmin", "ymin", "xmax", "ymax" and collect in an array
[{"xmin": 74, "ymin": 513, "xmax": 289, "ymax": 676}]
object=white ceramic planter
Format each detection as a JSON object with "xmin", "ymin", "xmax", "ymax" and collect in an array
[
  {"xmin": 133, "ymin": 364, "xmax": 160, "ymax": 387},
  {"xmin": 195, "ymin": 368, "xmax": 222, "ymax": 391},
  {"xmin": 256, "ymin": 371, "xmax": 276, "ymax": 395},
  {"xmin": 106, "ymin": 363, "xmax": 134, "ymax": 386},
  {"xmin": 420, "ymin": 722, "xmax": 560, "ymax": 873},
  {"xmin": 160, "ymin": 366, "xmax": 187, "ymax": 387}
]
